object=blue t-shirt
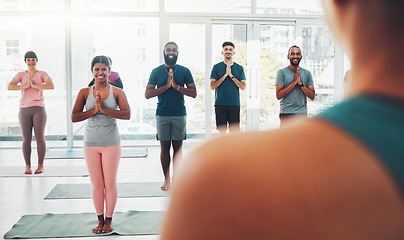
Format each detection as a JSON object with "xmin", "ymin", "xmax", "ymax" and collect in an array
[
  {"xmin": 210, "ymin": 62, "xmax": 246, "ymax": 106},
  {"xmin": 148, "ymin": 64, "xmax": 194, "ymax": 116},
  {"xmin": 275, "ymin": 66, "xmax": 314, "ymax": 114}
]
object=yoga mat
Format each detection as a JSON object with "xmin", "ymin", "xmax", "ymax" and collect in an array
[
  {"xmin": 4, "ymin": 210, "xmax": 165, "ymax": 239},
  {"xmin": 45, "ymin": 147, "xmax": 148, "ymax": 159},
  {"xmin": 0, "ymin": 166, "xmax": 89, "ymax": 178},
  {"xmin": 45, "ymin": 182, "xmax": 168, "ymax": 199}
]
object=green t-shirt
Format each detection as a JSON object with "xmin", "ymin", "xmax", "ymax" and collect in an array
[{"xmin": 318, "ymin": 94, "xmax": 404, "ymax": 196}]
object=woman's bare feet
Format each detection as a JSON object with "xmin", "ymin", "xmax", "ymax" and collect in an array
[
  {"xmin": 161, "ymin": 179, "xmax": 170, "ymax": 191},
  {"xmin": 25, "ymin": 165, "xmax": 32, "ymax": 174},
  {"xmin": 34, "ymin": 164, "xmax": 44, "ymax": 174},
  {"xmin": 102, "ymin": 217, "xmax": 113, "ymax": 233},
  {"xmin": 93, "ymin": 214, "xmax": 104, "ymax": 234}
]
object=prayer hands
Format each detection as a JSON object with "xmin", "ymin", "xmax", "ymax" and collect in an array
[
  {"xmin": 167, "ymin": 69, "xmax": 178, "ymax": 89},
  {"xmin": 95, "ymin": 91, "xmax": 103, "ymax": 113},
  {"xmin": 226, "ymin": 64, "xmax": 233, "ymax": 78},
  {"xmin": 295, "ymin": 67, "xmax": 302, "ymax": 85},
  {"xmin": 22, "ymin": 74, "xmax": 33, "ymax": 89}
]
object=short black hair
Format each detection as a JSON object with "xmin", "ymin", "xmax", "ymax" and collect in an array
[
  {"xmin": 91, "ymin": 55, "xmax": 111, "ymax": 71},
  {"xmin": 288, "ymin": 45, "xmax": 301, "ymax": 55},
  {"xmin": 164, "ymin": 41, "xmax": 179, "ymax": 51},
  {"xmin": 24, "ymin": 51, "xmax": 37, "ymax": 61},
  {"xmin": 222, "ymin": 41, "xmax": 235, "ymax": 49}
]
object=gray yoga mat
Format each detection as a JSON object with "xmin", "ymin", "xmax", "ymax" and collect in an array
[
  {"xmin": 45, "ymin": 147, "xmax": 148, "ymax": 159},
  {"xmin": 0, "ymin": 166, "xmax": 89, "ymax": 178},
  {"xmin": 4, "ymin": 210, "xmax": 165, "ymax": 239},
  {"xmin": 45, "ymin": 182, "xmax": 168, "ymax": 199}
]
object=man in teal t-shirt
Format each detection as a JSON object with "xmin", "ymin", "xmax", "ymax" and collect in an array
[
  {"xmin": 275, "ymin": 45, "xmax": 315, "ymax": 126},
  {"xmin": 145, "ymin": 42, "xmax": 197, "ymax": 191},
  {"xmin": 210, "ymin": 41, "xmax": 246, "ymax": 134}
]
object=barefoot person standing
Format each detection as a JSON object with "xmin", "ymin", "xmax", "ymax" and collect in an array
[
  {"xmin": 8, "ymin": 51, "xmax": 54, "ymax": 174},
  {"xmin": 145, "ymin": 42, "xmax": 197, "ymax": 191},
  {"xmin": 72, "ymin": 55, "xmax": 130, "ymax": 233}
]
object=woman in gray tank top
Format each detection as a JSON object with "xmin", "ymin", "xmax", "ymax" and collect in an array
[{"xmin": 72, "ymin": 56, "xmax": 130, "ymax": 234}]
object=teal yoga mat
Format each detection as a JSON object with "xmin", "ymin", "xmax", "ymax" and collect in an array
[
  {"xmin": 45, "ymin": 182, "xmax": 168, "ymax": 199},
  {"xmin": 4, "ymin": 210, "xmax": 165, "ymax": 239},
  {"xmin": 45, "ymin": 147, "xmax": 148, "ymax": 159}
]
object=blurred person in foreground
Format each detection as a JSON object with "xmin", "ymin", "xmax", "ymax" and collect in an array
[{"xmin": 160, "ymin": 0, "xmax": 404, "ymax": 239}]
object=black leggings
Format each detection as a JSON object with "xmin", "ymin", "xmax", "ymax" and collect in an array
[{"xmin": 18, "ymin": 106, "xmax": 47, "ymax": 165}]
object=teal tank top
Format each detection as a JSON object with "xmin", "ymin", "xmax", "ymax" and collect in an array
[{"xmin": 317, "ymin": 94, "xmax": 404, "ymax": 196}]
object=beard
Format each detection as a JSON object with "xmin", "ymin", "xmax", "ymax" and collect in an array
[
  {"xmin": 289, "ymin": 58, "xmax": 301, "ymax": 66},
  {"xmin": 164, "ymin": 54, "xmax": 178, "ymax": 66}
]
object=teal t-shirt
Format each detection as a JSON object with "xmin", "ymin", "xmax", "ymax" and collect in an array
[
  {"xmin": 210, "ymin": 62, "xmax": 246, "ymax": 106},
  {"xmin": 317, "ymin": 94, "xmax": 404, "ymax": 196},
  {"xmin": 275, "ymin": 66, "xmax": 314, "ymax": 114},
  {"xmin": 148, "ymin": 64, "xmax": 194, "ymax": 116}
]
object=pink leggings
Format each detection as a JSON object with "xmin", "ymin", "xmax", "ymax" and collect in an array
[{"xmin": 84, "ymin": 145, "xmax": 121, "ymax": 218}]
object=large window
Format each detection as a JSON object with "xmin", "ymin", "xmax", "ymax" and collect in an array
[
  {"xmin": 169, "ymin": 23, "xmax": 206, "ymax": 134},
  {"xmin": 71, "ymin": 0, "xmax": 159, "ymax": 12},
  {"xmin": 0, "ymin": 16, "xmax": 65, "ymax": 138},
  {"xmin": 0, "ymin": 0, "xmax": 64, "ymax": 11},
  {"xmin": 301, "ymin": 24, "xmax": 335, "ymax": 116},
  {"xmin": 165, "ymin": 0, "xmax": 251, "ymax": 13},
  {"xmin": 256, "ymin": 0, "xmax": 323, "ymax": 15},
  {"xmin": 71, "ymin": 17, "xmax": 159, "ymax": 140},
  {"xmin": 211, "ymin": 24, "xmax": 247, "ymax": 132},
  {"xmin": 259, "ymin": 24, "xmax": 295, "ymax": 130},
  {"xmin": 0, "ymin": 0, "xmax": 344, "ymax": 144}
]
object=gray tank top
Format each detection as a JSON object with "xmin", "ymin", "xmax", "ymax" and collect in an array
[{"xmin": 84, "ymin": 85, "xmax": 120, "ymax": 147}]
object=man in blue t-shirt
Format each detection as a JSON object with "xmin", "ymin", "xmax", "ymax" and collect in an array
[
  {"xmin": 210, "ymin": 41, "xmax": 246, "ymax": 134},
  {"xmin": 275, "ymin": 45, "xmax": 315, "ymax": 126},
  {"xmin": 145, "ymin": 42, "xmax": 197, "ymax": 191}
]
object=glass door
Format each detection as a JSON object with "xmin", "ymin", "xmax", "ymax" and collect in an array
[
  {"xmin": 211, "ymin": 23, "xmax": 248, "ymax": 133},
  {"xmin": 259, "ymin": 24, "xmax": 295, "ymax": 130},
  {"xmin": 300, "ymin": 23, "xmax": 335, "ymax": 117},
  {"xmin": 168, "ymin": 23, "xmax": 206, "ymax": 136}
]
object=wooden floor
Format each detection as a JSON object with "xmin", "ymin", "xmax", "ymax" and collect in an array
[{"xmin": 0, "ymin": 140, "xmax": 202, "ymax": 240}]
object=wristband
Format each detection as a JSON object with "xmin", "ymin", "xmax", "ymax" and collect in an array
[{"xmin": 177, "ymin": 85, "xmax": 180, "ymax": 90}]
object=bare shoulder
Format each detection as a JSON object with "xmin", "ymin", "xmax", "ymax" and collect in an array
[
  {"xmin": 163, "ymin": 119, "xmax": 404, "ymax": 240},
  {"xmin": 77, "ymin": 87, "xmax": 90, "ymax": 97},
  {"xmin": 112, "ymin": 85, "xmax": 125, "ymax": 96}
]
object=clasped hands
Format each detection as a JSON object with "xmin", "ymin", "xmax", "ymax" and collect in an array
[
  {"xmin": 22, "ymin": 74, "xmax": 37, "ymax": 89},
  {"xmin": 294, "ymin": 67, "xmax": 303, "ymax": 86},
  {"xmin": 94, "ymin": 91, "xmax": 105, "ymax": 114},
  {"xmin": 166, "ymin": 69, "xmax": 179, "ymax": 90},
  {"xmin": 226, "ymin": 64, "xmax": 234, "ymax": 79}
]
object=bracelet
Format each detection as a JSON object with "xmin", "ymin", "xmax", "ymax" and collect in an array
[{"xmin": 177, "ymin": 85, "xmax": 180, "ymax": 91}]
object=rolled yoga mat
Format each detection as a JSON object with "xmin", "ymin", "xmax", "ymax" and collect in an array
[{"xmin": 4, "ymin": 210, "xmax": 165, "ymax": 239}]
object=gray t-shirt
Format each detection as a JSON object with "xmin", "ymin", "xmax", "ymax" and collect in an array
[
  {"xmin": 275, "ymin": 66, "xmax": 314, "ymax": 114},
  {"xmin": 84, "ymin": 85, "xmax": 120, "ymax": 147}
]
